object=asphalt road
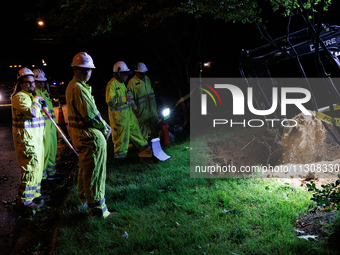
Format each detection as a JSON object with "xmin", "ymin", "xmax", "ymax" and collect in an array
[
  {"xmin": 0, "ymin": 105, "xmax": 21, "ymax": 201},
  {"xmin": 0, "ymin": 105, "xmax": 23, "ymax": 254}
]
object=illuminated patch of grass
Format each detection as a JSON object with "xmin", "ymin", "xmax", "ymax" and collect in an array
[{"xmin": 55, "ymin": 137, "xmax": 337, "ymax": 254}]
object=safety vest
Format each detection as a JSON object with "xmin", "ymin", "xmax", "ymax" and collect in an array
[
  {"xmin": 12, "ymin": 90, "xmax": 45, "ymax": 131},
  {"xmin": 66, "ymin": 77, "xmax": 109, "ymax": 132},
  {"xmin": 106, "ymin": 77, "xmax": 137, "ymax": 112}
]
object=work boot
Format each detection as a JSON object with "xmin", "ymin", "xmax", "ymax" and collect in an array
[
  {"xmin": 47, "ymin": 173, "xmax": 63, "ymax": 181},
  {"xmin": 90, "ymin": 210, "xmax": 118, "ymax": 219},
  {"xmin": 18, "ymin": 201, "xmax": 42, "ymax": 210},
  {"xmin": 33, "ymin": 195, "xmax": 51, "ymax": 203},
  {"xmin": 139, "ymin": 145, "xmax": 151, "ymax": 152},
  {"xmin": 104, "ymin": 212, "xmax": 118, "ymax": 220}
]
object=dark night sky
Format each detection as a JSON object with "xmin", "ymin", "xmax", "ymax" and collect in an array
[{"xmin": 1, "ymin": 1, "xmax": 340, "ymax": 85}]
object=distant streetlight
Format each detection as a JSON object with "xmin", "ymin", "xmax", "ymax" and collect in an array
[{"xmin": 38, "ymin": 20, "xmax": 44, "ymax": 26}]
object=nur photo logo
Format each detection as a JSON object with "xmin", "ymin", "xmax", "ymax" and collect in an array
[
  {"xmin": 193, "ymin": 78, "xmax": 314, "ymax": 129},
  {"xmin": 199, "ymin": 83, "xmax": 311, "ymax": 117},
  {"xmin": 196, "ymin": 82, "xmax": 222, "ymax": 115}
]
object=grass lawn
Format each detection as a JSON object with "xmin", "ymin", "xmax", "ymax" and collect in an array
[{"xmin": 54, "ymin": 136, "xmax": 339, "ymax": 254}]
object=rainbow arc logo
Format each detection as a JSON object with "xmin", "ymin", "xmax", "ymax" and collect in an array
[
  {"xmin": 197, "ymin": 82, "xmax": 222, "ymax": 112},
  {"xmin": 197, "ymin": 82, "xmax": 222, "ymax": 106}
]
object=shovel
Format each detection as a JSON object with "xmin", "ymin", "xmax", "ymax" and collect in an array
[{"xmin": 42, "ymin": 107, "xmax": 78, "ymax": 157}]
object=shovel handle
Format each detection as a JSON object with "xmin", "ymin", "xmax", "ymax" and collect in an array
[{"xmin": 42, "ymin": 107, "xmax": 78, "ymax": 157}]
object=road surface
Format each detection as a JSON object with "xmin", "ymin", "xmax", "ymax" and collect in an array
[{"xmin": 0, "ymin": 105, "xmax": 23, "ymax": 254}]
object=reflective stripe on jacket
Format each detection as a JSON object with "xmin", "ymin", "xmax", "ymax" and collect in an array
[
  {"xmin": 12, "ymin": 91, "xmax": 46, "ymax": 130},
  {"xmin": 127, "ymin": 75, "xmax": 158, "ymax": 120},
  {"xmin": 66, "ymin": 77, "xmax": 109, "ymax": 134}
]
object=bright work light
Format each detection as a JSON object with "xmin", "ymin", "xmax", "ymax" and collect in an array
[{"xmin": 162, "ymin": 108, "xmax": 170, "ymax": 120}]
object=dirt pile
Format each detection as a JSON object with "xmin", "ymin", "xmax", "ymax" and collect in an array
[
  {"xmin": 281, "ymin": 111, "xmax": 327, "ymax": 164},
  {"xmin": 268, "ymin": 111, "xmax": 340, "ymax": 180}
]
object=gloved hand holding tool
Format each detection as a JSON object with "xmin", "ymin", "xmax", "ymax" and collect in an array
[{"xmin": 35, "ymin": 96, "xmax": 48, "ymax": 108}]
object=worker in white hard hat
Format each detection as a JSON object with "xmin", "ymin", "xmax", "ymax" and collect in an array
[
  {"xmin": 106, "ymin": 61, "xmax": 149, "ymax": 158},
  {"xmin": 33, "ymin": 69, "xmax": 60, "ymax": 182},
  {"xmin": 11, "ymin": 67, "xmax": 50, "ymax": 209},
  {"xmin": 66, "ymin": 52, "xmax": 114, "ymax": 219},
  {"xmin": 127, "ymin": 62, "xmax": 159, "ymax": 140}
]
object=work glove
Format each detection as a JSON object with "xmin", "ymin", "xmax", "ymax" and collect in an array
[
  {"xmin": 103, "ymin": 124, "xmax": 112, "ymax": 141},
  {"xmin": 126, "ymin": 95, "xmax": 133, "ymax": 104},
  {"xmin": 40, "ymin": 100, "xmax": 48, "ymax": 108},
  {"xmin": 35, "ymin": 96, "xmax": 47, "ymax": 108},
  {"xmin": 126, "ymin": 89, "xmax": 134, "ymax": 104}
]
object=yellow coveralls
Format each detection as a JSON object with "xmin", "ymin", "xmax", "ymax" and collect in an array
[
  {"xmin": 12, "ymin": 90, "xmax": 45, "ymax": 205},
  {"xmin": 106, "ymin": 77, "xmax": 148, "ymax": 158},
  {"xmin": 66, "ymin": 77, "xmax": 111, "ymax": 218},
  {"xmin": 35, "ymin": 87, "xmax": 57, "ymax": 179},
  {"xmin": 127, "ymin": 75, "xmax": 159, "ymax": 139}
]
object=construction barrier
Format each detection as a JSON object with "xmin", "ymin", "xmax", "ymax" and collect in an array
[{"xmin": 316, "ymin": 104, "xmax": 340, "ymax": 126}]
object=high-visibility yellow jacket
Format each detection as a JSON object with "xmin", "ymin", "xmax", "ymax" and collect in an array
[
  {"xmin": 12, "ymin": 90, "xmax": 45, "ymax": 204},
  {"xmin": 66, "ymin": 77, "xmax": 109, "ymax": 134},
  {"xmin": 66, "ymin": 76, "xmax": 110, "ymax": 218},
  {"xmin": 106, "ymin": 77, "xmax": 147, "ymax": 158},
  {"xmin": 35, "ymin": 87, "xmax": 57, "ymax": 178},
  {"xmin": 127, "ymin": 75, "xmax": 158, "ymax": 139}
]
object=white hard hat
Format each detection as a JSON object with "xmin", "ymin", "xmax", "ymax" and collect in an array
[
  {"xmin": 71, "ymin": 52, "xmax": 96, "ymax": 69},
  {"xmin": 113, "ymin": 61, "xmax": 132, "ymax": 74},
  {"xmin": 134, "ymin": 62, "xmax": 148, "ymax": 73},
  {"xmin": 33, "ymin": 69, "xmax": 47, "ymax": 81},
  {"xmin": 17, "ymin": 67, "xmax": 35, "ymax": 80}
]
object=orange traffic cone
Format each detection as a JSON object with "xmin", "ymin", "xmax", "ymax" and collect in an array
[
  {"xmin": 58, "ymin": 101, "xmax": 66, "ymax": 125},
  {"xmin": 58, "ymin": 101, "xmax": 69, "ymax": 139}
]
